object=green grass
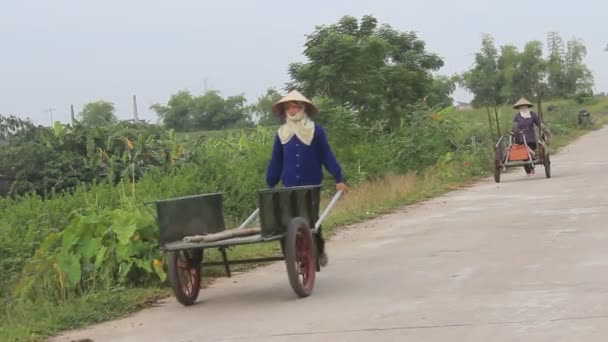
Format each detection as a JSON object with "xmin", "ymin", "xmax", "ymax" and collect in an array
[
  {"xmin": 2, "ymin": 97, "xmax": 608, "ymax": 342},
  {"xmin": 0, "ymin": 288, "xmax": 170, "ymax": 342}
]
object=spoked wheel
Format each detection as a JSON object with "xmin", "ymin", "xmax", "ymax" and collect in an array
[
  {"xmin": 493, "ymin": 151, "xmax": 502, "ymax": 183},
  {"xmin": 168, "ymin": 248, "xmax": 203, "ymax": 306},
  {"xmin": 494, "ymin": 162, "xmax": 501, "ymax": 183},
  {"xmin": 544, "ymin": 152, "xmax": 551, "ymax": 178},
  {"xmin": 538, "ymin": 145, "xmax": 551, "ymax": 179},
  {"xmin": 284, "ymin": 217, "xmax": 316, "ymax": 298}
]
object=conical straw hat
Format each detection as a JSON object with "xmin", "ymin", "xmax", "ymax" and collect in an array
[
  {"xmin": 513, "ymin": 97, "xmax": 534, "ymax": 109},
  {"xmin": 272, "ymin": 90, "xmax": 319, "ymax": 115}
]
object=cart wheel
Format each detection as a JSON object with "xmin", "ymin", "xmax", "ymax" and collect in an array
[
  {"xmin": 544, "ymin": 152, "xmax": 551, "ymax": 178},
  {"xmin": 168, "ymin": 249, "xmax": 202, "ymax": 306},
  {"xmin": 493, "ymin": 148, "xmax": 502, "ymax": 183},
  {"xmin": 493, "ymin": 163, "xmax": 501, "ymax": 183},
  {"xmin": 284, "ymin": 217, "xmax": 316, "ymax": 298}
]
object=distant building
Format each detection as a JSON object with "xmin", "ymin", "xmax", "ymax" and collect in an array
[
  {"xmin": 456, "ymin": 101, "xmax": 473, "ymax": 111},
  {"xmin": 124, "ymin": 118, "xmax": 148, "ymax": 124}
]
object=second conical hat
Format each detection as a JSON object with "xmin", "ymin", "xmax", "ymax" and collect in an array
[{"xmin": 513, "ymin": 97, "xmax": 534, "ymax": 109}]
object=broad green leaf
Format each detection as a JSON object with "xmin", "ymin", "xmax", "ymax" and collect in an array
[
  {"xmin": 53, "ymin": 121, "xmax": 63, "ymax": 138},
  {"xmin": 115, "ymin": 242, "xmax": 135, "ymax": 261},
  {"xmin": 94, "ymin": 246, "xmax": 108, "ymax": 269},
  {"xmin": 118, "ymin": 261, "xmax": 133, "ymax": 283},
  {"xmin": 153, "ymin": 259, "xmax": 167, "ymax": 283},
  {"xmin": 57, "ymin": 252, "xmax": 81, "ymax": 287},
  {"xmin": 79, "ymin": 238, "xmax": 102, "ymax": 259},
  {"xmin": 112, "ymin": 222, "xmax": 137, "ymax": 245},
  {"xmin": 81, "ymin": 213, "xmax": 100, "ymax": 225},
  {"xmin": 39, "ymin": 131, "xmax": 53, "ymax": 148},
  {"xmin": 61, "ymin": 228, "xmax": 78, "ymax": 251},
  {"xmin": 38, "ymin": 232, "xmax": 60, "ymax": 254},
  {"xmin": 133, "ymin": 258, "xmax": 153, "ymax": 273}
]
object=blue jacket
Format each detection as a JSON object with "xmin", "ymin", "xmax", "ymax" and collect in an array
[
  {"xmin": 266, "ymin": 124, "xmax": 344, "ymax": 188},
  {"xmin": 512, "ymin": 111, "xmax": 540, "ymax": 143}
]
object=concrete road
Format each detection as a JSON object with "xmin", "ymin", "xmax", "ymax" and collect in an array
[{"xmin": 52, "ymin": 127, "xmax": 608, "ymax": 342}]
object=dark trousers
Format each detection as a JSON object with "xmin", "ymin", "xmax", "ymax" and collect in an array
[{"xmin": 524, "ymin": 142, "xmax": 537, "ymax": 174}]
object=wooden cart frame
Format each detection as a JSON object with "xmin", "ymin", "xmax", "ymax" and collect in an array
[{"xmin": 493, "ymin": 130, "xmax": 551, "ymax": 183}]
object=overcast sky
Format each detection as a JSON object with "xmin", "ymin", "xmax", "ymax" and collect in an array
[{"xmin": 1, "ymin": 0, "xmax": 606, "ymax": 125}]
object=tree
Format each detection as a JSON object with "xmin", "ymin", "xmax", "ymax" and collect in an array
[
  {"xmin": 287, "ymin": 15, "xmax": 444, "ymax": 126},
  {"xmin": 460, "ymin": 34, "xmax": 502, "ymax": 137},
  {"xmin": 515, "ymin": 40, "xmax": 547, "ymax": 100},
  {"xmin": 461, "ymin": 34, "xmax": 502, "ymax": 108},
  {"xmin": 79, "ymin": 101, "xmax": 117, "ymax": 127},
  {"xmin": 151, "ymin": 90, "xmax": 253, "ymax": 131},
  {"xmin": 426, "ymin": 75, "xmax": 457, "ymax": 108},
  {"xmin": 564, "ymin": 37, "xmax": 593, "ymax": 96},
  {"xmin": 547, "ymin": 32, "xmax": 566, "ymax": 97},
  {"xmin": 151, "ymin": 91, "xmax": 195, "ymax": 131},
  {"xmin": 0, "ymin": 115, "xmax": 39, "ymax": 193},
  {"xmin": 497, "ymin": 44, "xmax": 519, "ymax": 104},
  {"xmin": 251, "ymin": 88, "xmax": 282, "ymax": 126},
  {"xmin": 546, "ymin": 32, "xmax": 593, "ymax": 98},
  {"xmin": 0, "ymin": 115, "xmax": 37, "ymax": 143}
]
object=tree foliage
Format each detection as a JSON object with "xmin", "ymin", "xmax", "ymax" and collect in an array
[
  {"xmin": 426, "ymin": 75, "xmax": 458, "ymax": 108},
  {"xmin": 251, "ymin": 88, "xmax": 283, "ymax": 126},
  {"xmin": 461, "ymin": 34, "xmax": 502, "ymax": 109},
  {"xmin": 287, "ymin": 15, "xmax": 446, "ymax": 126},
  {"xmin": 462, "ymin": 32, "xmax": 593, "ymax": 108},
  {"xmin": 0, "ymin": 113, "xmax": 187, "ymax": 197},
  {"xmin": 79, "ymin": 101, "xmax": 117, "ymax": 127},
  {"xmin": 0, "ymin": 115, "xmax": 38, "ymax": 144},
  {"xmin": 151, "ymin": 90, "xmax": 253, "ymax": 131}
]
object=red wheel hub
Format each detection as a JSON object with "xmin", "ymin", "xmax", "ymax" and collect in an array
[{"xmin": 295, "ymin": 227, "xmax": 314, "ymax": 290}]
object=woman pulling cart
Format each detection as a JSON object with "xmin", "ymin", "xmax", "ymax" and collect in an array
[
  {"xmin": 266, "ymin": 90, "xmax": 348, "ymax": 266},
  {"xmin": 511, "ymin": 97, "xmax": 542, "ymax": 176},
  {"xmin": 493, "ymin": 97, "xmax": 552, "ymax": 182}
]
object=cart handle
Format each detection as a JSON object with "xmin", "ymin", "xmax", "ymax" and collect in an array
[
  {"xmin": 314, "ymin": 190, "xmax": 343, "ymax": 232},
  {"xmin": 237, "ymin": 208, "xmax": 259, "ymax": 230},
  {"xmin": 236, "ymin": 190, "xmax": 343, "ymax": 232}
]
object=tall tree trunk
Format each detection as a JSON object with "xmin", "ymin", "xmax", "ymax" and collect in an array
[
  {"xmin": 493, "ymin": 105, "xmax": 501, "ymax": 137},
  {"xmin": 486, "ymin": 106, "xmax": 495, "ymax": 140}
]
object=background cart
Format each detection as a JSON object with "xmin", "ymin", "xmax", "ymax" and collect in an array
[{"xmin": 493, "ymin": 129, "xmax": 551, "ymax": 182}]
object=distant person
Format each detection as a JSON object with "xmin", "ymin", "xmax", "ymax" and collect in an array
[
  {"xmin": 511, "ymin": 98, "xmax": 541, "ymax": 176},
  {"xmin": 266, "ymin": 90, "xmax": 347, "ymax": 266}
]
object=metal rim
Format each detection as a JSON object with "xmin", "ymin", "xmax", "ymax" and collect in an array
[
  {"xmin": 175, "ymin": 250, "xmax": 200, "ymax": 300},
  {"xmin": 294, "ymin": 224, "xmax": 315, "ymax": 290},
  {"xmin": 494, "ymin": 149, "xmax": 502, "ymax": 183}
]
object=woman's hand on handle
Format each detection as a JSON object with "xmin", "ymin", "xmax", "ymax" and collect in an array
[{"xmin": 336, "ymin": 182, "xmax": 348, "ymax": 194}]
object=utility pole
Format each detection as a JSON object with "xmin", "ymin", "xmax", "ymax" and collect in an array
[
  {"xmin": 44, "ymin": 108, "xmax": 56, "ymax": 126},
  {"xmin": 70, "ymin": 104, "xmax": 76, "ymax": 124},
  {"xmin": 132, "ymin": 95, "xmax": 139, "ymax": 122}
]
